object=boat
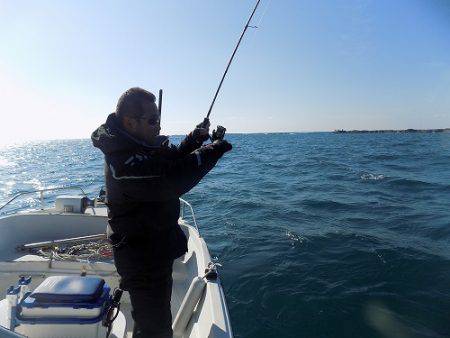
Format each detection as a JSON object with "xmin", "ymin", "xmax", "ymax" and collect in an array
[{"xmin": 0, "ymin": 186, "xmax": 233, "ymax": 338}]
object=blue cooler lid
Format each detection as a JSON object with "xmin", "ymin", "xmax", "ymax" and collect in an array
[{"xmin": 28, "ymin": 276, "xmax": 105, "ymax": 303}]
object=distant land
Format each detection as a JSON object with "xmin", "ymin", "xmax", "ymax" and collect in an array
[{"xmin": 334, "ymin": 128, "xmax": 450, "ymax": 134}]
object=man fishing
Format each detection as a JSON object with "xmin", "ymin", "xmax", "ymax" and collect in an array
[{"xmin": 91, "ymin": 87, "xmax": 232, "ymax": 337}]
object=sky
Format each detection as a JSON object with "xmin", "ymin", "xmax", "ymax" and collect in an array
[{"xmin": 0, "ymin": 0, "xmax": 450, "ymax": 144}]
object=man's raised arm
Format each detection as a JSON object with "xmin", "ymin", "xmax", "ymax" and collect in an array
[
  {"xmin": 105, "ymin": 139, "xmax": 232, "ymax": 202},
  {"xmin": 177, "ymin": 120, "xmax": 211, "ymax": 156}
]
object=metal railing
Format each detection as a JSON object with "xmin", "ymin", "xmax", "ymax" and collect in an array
[
  {"xmin": 179, "ymin": 198, "xmax": 200, "ymax": 235},
  {"xmin": 0, "ymin": 186, "xmax": 88, "ymax": 215},
  {"xmin": 0, "ymin": 187, "xmax": 200, "ymax": 234}
]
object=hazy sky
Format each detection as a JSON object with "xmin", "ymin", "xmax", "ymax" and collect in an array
[{"xmin": 1, "ymin": 0, "xmax": 449, "ymax": 144}]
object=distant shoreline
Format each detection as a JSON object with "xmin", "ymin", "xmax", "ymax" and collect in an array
[
  {"xmin": 3, "ymin": 129, "xmax": 450, "ymax": 146},
  {"xmin": 334, "ymin": 128, "xmax": 450, "ymax": 134}
]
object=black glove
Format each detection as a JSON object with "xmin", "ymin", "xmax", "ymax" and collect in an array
[
  {"xmin": 191, "ymin": 128, "xmax": 210, "ymax": 144},
  {"xmin": 196, "ymin": 118, "xmax": 210, "ymax": 130},
  {"xmin": 191, "ymin": 119, "xmax": 211, "ymax": 144},
  {"xmin": 212, "ymin": 139, "xmax": 232, "ymax": 154}
]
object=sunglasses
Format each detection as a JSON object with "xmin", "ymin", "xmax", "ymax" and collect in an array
[{"xmin": 135, "ymin": 115, "xmax": 161, "ymax": 126}]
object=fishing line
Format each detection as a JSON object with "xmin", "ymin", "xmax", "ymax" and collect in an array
[
  {"xmin": 254, "ymin": 0, "xmax": 272, "ymax": 29},
  {"xmin": 246, "ymin": 0, "xmax": 272, "ymax": 51},
  {"xmin": 203, "ymin": 0, "xmax": 264, "ymax": 123}
]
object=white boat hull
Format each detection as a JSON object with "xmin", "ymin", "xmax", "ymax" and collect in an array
[{"xmin": 0, "ymin": 201, "xmax": 233, "ymax": 338}]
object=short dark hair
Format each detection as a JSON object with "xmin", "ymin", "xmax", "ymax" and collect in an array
[{"xmin": 115, "ymin": 87, "xmax": 156, "ymax": 124}]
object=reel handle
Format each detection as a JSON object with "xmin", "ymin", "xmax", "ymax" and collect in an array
[{"xmin": 211, "ymin": 126, "xmax": 226, "ymax": 141}]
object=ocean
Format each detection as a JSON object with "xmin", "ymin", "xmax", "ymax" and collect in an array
[{"xmin": 1, "ymin": 132, "xmax": 449, "ymax": 338}]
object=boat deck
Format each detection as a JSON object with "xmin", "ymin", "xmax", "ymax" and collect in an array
[{"xmin": 0, "ymin": 196, "xmax": 233, "ymax": 338}]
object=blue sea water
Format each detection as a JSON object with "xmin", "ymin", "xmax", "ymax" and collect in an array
[{"xmin": 1, "ymin": 132, "xmax": 450, "ymax": 338}]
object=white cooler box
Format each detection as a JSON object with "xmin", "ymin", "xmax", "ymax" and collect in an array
[{"xmin": 15, "ymin": 276, "xmax": 111, "ymax": 338}]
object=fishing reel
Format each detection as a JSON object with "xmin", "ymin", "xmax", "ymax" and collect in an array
[
  {"xmin": 211, "ymin": 126, "xmax": 226, "ymax": 141},
  {"xmin": 200, "ymin": 117, "xmax": 226, "ymax": 142}
]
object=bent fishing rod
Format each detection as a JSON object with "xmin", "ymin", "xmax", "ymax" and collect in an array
[
  {"xmin": 201, "ymin": 0, "xmax": 262, "ymax": 138},
  {"xmin": 158, "ymin": 1, "xmax": 262, "ymax": 139}
]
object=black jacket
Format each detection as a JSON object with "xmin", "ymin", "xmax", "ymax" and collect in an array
[{"xmin": 91, "ymin": 113, "xmax": 225, "ymax": 260}]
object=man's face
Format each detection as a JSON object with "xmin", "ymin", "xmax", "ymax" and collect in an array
[{"xmin": 123, "ymin": 100, "xmax": 161, "ymax": 144}]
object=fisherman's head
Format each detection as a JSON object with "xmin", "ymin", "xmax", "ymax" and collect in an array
[{"xmin": 115, "ymin": 87, "xmax": 160, "ymax": 144}]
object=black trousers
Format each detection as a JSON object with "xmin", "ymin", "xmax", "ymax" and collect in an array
[{"xmin": 113, "ymin": 244, "xmax": 174, "ymax": 338}]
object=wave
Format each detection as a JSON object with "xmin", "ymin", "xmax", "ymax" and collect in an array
[
  {"xmin": 364, "ymin": 154, "xmax": 400, "ymax": 161},
  {"xmin": 1, "ymin": 136, "xmax": 449, "ymax": 338},
  {"xmin": 301, "ymin": 199, "xmax": 357, "ymax": 211},
  {"xmin": 285, "ymin": 230, "xmax": 309, "ymax": 247},
  {"xmin": 386, "ymin": 178, "xmax": 450, "ymax": 191},
  {"xmin": 0, "ymin": 157, "xmax": 16, "ymax": 167},
  {"xmin": 361, "ymin": 173, "xmax": 385, "ymax": 181}
]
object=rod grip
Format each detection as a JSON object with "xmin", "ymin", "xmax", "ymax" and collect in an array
[{"xmin": 200, "ymin": 117, "xmax": 210, "ymax": 129}]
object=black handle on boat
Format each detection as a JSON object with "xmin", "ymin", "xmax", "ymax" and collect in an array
[
  {"xmin": 205, "ymin": 0, "xmax": 262, "ymax": 121},
  {"xmin": 103, "ymin": 288, "xmax": 123, "ymax": 338}
]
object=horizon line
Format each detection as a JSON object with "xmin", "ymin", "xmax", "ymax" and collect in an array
[{"xmin": 1, "ymin": 127, "xmax": 449, "ymax": 148}]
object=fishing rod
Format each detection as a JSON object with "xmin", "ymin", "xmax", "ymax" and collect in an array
[{"xmin": 202, "ymin": 0, "xmax": 262, "ymax": 138}]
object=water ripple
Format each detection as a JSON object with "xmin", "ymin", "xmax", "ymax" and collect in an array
[{"xmin": 1, "ymin": 133, "xmax": 450, "ymax": 338}]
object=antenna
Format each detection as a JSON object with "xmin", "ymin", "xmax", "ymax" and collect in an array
[{"xmin": 158, "ymin": 89, "xmax": 163, "ymax": 114}]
